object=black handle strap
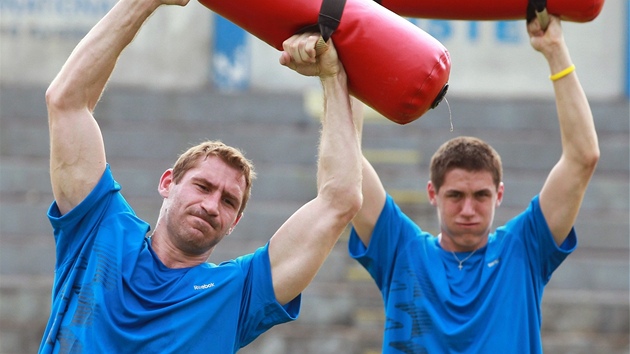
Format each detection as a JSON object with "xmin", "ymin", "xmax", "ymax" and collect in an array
[
  {"xmin": 528, "ymin": 0, "xmax": 547, "ymax": 14},
  {"xmin": 318, "ymin": 0, "xmax": 347, "ymax": 42},
  {"xmin": 526, "ymin": 0, "xmax": 549, "ymax": 29}
]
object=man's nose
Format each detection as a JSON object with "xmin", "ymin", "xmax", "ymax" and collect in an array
[
  {"xmin": 461, "ymin": 197, "xmax": 475, "ymax": 215},
  {"xmin": 201, "ymin": 192, "xmax": 221, "ymax": 215}
]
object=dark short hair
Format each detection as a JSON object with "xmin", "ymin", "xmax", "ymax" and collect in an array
[{"xmin": 429, "ymin": 136, "xmax": 502, "ymax": 192}]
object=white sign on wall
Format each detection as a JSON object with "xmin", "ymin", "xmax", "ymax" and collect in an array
[{"xmin": 0, "ymin": 0, "xmax": 211, "ymax": 89}]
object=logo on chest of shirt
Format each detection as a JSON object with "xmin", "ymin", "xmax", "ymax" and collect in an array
[
  {"xmin": 487, "ymin": 258, "xmax": 500, "ymax": 268},
  {"xmin": 193, "ymin": 283, "xmax": 215, "ymax": 290}
]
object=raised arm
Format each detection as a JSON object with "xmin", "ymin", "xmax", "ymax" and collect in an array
[
  {"xmin": 46, "ymin": 0, "xmax": 188, "ymax": 215},
  {"xmin": 528, "ymin": 16, "xmax": 600, "ymax": 246},
  {"xmin": 269, "ymin": 34, "xmax": 363, "ymax": 305},
  {"xmin": 349, "ymin": 99, "xmax": 387, "ymax": 248}
]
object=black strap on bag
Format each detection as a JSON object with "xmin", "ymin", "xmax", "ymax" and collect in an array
[
  {"xmin": 294, "ymin": 0, "xmax": 346, "ymax": 43},
  {"xmin": 526, "ymin": 0, "xmax": 550, "ymax": 29},
  {"xmin": 318, "ymin": 0, "xmax": 347, "ymax": 42}
]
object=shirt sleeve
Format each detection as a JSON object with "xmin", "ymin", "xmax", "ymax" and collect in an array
[
  {"xmin": 348, "ymin": 194, "xmax": 423, "ymax": 291},
  {"xmin": 235, "ymin": 243, "xmax": 301, "ymax": 348},
  {"xmin": 529, "ymin": 195, "xmax": 577, "ymax": 282},
  {"xmin": 500, "ymin": 195, "xmax": 577, "ymax": 285},
  {"xmin": 47, "ymin": 165, "xmax": 121, "ymax": 271}
]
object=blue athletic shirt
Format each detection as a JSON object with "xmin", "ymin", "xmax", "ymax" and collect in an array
[
  {"xmin": 39, "ymin": 165, "xmax": 300, "ymax": 354},
  {"xmin": 349, "ymin": 194, "xmax": 576, "ymax": 354}
]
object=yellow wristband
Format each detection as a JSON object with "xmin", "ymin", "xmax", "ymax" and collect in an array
[{"xmin": 549, "ymin": 64, "xmax": 576, "ymax": 81}]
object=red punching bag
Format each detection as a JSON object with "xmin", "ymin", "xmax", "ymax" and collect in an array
[
  {"xmin": 374, "ymin": 0, "xmax": 605, "ymax": 23},
  {"xmin": 198, "ymin": 0, "xmax": 451, "ymax": 125}
]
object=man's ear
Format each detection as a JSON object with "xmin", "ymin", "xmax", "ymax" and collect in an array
[
  {"xmin": 427, "ymin": 181, "xmax": 438, "ymax": 206},
  {"xmin": 496, "ymin": 182, "xmax": 505, "ymax": 207},
  {"xmin": 229, "ymin": 213, "xmax": 244, "ymax": 234},
  {"xmin": 158, "ymin": 169, "xmax": 174, "ymax": 198}
]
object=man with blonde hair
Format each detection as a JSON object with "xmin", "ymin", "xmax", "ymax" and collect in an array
[{"xmin": 39, "ymin": 0, "xmax": 362, "ymax": 352}]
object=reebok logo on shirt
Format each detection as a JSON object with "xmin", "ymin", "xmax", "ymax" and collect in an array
[
  {"xmin": 193, "ymin": 283, "xmax": 215, "ymax": 290},
  {"xmin": 487, "ymin": 259, "xmax": 500, "ymax": 268}
]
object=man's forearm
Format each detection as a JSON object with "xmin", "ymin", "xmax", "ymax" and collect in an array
[
  {"xmin": 49, "ymin": 0, "xmax": 162, "ymax": 112},
  {"xmin": 318, "ymin": 70, "xmax": 362, "ymax": 199}
]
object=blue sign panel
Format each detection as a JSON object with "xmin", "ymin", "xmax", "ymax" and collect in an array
[{"xmin": 212, "ymin": 15, "xmax": 249, "ymax": 91}]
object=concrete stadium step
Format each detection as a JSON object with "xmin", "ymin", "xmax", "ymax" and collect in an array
[
  {"xmin": 542, "ymin": 289, "xmax": 629, "ymax": 333},
  {"xmin": 0, "ymin": 276, "xmax": 53, "ymax": 354},
  {"xmin": 0, "ymin": 117, "xmax": 321, "ymax": 165},
  {"xmin": 541, "ymin": 289, "xmax": 630, "ymax": 354},
  {"xmin": 0, "ymin": 86, "xmax": 310, "ymax": 126}
]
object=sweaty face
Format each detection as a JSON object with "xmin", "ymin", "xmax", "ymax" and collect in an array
[
  {"xmin": 428, "ymin": 168, "xmax": 503, "ymax": 252},
  {"xmin": 161, "ymin": 156, "xmax": 245, "ymax": 256}
]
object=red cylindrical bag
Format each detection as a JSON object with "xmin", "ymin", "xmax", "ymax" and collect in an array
[
  {"xmin": 198, "ymin": 0, "xmax": 451, "ymax": 125},
  {"xmin": 375, "ymin": 0, "xmax": 605, "ymax": 22}
]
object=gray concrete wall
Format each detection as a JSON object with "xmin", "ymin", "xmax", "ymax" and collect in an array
[{"xmin": 1, "ymin": 85, "xmax": 628, "ymax": 354}]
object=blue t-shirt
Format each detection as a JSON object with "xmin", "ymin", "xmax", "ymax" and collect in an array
[
  {"xmin": 349, "ymin": 194, "xmax": 576, "ymax": 354},
  {"xmin": 39, "ymin": 165, "xmax": 300, "ymax": 354}
]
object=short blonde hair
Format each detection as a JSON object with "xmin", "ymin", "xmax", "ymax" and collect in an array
[{"xmin": 172, "ymin": 141, "xmax": 256, "ymax": 216}]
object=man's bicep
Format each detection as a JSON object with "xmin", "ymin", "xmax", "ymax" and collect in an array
[
  {"xmin": 49, "ymin": 108, "xmax": 107, "ymax": 214},
  {"xmin": 352, "ymin": 157, "xmax": 387, "ymax": 247},
  {"xmin": 539, "ymin": 159, "xmax": 588, "ymax": 245}
]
